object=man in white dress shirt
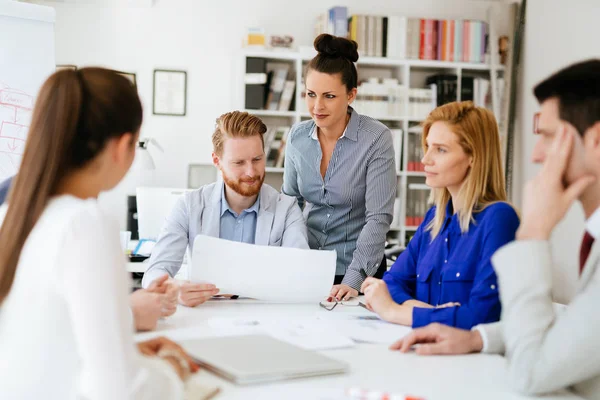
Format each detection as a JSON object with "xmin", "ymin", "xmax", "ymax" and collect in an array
[{"xmin": 391, "ymin": 59, "xmax": 600, "ymax": 399}]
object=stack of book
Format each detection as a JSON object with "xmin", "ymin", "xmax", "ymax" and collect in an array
[
  {"xmin": 408, "ymin": 88, "xmax": 436, "ymax": 120},
  {"xmin": 426, "ymin": 74, "xmax": 498, "ymax": 108},
  {"xmin": 353, "ymin": 78, "xmax": 406, "ymax": 118}
]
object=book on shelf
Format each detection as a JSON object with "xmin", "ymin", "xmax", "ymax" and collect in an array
[
  {"xmin": 407, "ymin": 128, "xmax": 424, "ymax": 172},
  {"xmin": 408, "ymin": 87, "xmax": 435, "ymax": 120},
  {"xmin": 353, "ymin": 77, "xmax": 434, "ymax": 120},
  {"xmin": 426, "ymin": 74, "xmax": 458, "ymax": 106},
  {"xmin": 278, "ymin": 80, "xmax": 296, "ymax": 111},
  {"xmin": 425, "ymin": 74, "xmax": 496, "ymax": 109},
  {"xmin": 244, "ymin": 57, "xmax": 268, "ymax": 110},
  {"xmin": 390, "ymin": 129, "xmax": 403, "ymax": 171},
  {"xmin": 265, "ymin": 62, "xmax": 291, "ymax": 111},
  {"xmin": 406, "ymin": 183, "xmax": 430, "ymax": 226},
  {"xmin": 353, "ymin": 77, "xmax": 406, "ymax": 118},
  {"xmin": 391, "ymin": 197, "xmax": 402, "ymax": 229},
  {"xmin": 346, "ymin": 13, "xmax": 489, "ymax": 63},
  {"xmin": 315, "ymin": 6, "xmax": 349, "ymax": 38},
  {"xmin": 264, "ymin": 125, "xmax": 290, "ymax": 167}
]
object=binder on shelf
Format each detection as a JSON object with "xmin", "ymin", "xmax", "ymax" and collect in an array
[{"xmin": 245, "ymin": 57, "xmax": 267, "ymax": 110}]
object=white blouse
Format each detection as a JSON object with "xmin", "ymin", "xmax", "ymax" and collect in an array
[{"xmin": 0, "ymin": 195, "xmax": 183, "ymax": 400}]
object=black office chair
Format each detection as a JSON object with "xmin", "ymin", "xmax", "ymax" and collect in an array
[{"xmin": 373, "ymin": 244, "xmax": 404, "ymax": 278}]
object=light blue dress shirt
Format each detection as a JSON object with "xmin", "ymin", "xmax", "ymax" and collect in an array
[{"xmin": 219, "ymin": 185, "xmax": 259, "ymax": 244}]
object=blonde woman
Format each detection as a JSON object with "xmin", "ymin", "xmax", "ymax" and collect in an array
[{"xmin": 361, "ymin": 101, "xmax": 519, "ymax": 329}]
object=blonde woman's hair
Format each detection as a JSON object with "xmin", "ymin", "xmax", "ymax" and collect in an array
[
  {"xmin": 212, "ymin": 111, "xmax": 267, "ymax": 156},
  {"xmin": 422, "ymin": 101, "xmax": 508, "ymax": 240}
]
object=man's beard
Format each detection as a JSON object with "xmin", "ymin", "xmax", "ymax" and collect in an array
[{"xmin": 221, "ymin": 170, "xmax": 265, "ymax": 197}]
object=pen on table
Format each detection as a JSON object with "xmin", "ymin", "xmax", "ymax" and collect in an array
[{"xmin": 346, "ymin": 387, "xmax": 425, "ymax": 400}]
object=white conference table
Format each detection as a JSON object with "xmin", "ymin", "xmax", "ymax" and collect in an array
[{"xmin": 134, "ymin": 299, "xmax": 582, "ymax": 400}]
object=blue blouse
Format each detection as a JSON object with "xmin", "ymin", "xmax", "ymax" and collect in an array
[{"xmin": 383, "ymin": 201, "xmax": 519, "ymax": 329}]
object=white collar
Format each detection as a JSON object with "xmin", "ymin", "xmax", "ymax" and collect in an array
[
  {"xmin": 585, "ymin": 206, "xmax": 600, "ymax": 239},
  {"xmin": 310, "ymin": 125, "xmax": 348, "ymax": 141}
]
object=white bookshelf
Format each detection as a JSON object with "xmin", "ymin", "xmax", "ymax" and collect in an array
[{"xmin": 239, "ymin": 49, "xmax": 507, "ymax": 247}]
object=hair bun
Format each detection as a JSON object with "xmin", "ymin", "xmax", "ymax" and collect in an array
[{"xmin": 313, "ymin": 34, "xmax": 359, "ymax": 63}]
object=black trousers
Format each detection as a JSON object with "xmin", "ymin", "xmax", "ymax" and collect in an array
[{"xmin": 333, "ymin": 254, "xmax": 388, "ymax": 287}]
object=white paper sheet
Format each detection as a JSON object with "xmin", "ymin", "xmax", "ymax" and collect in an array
[
  {"xmin": 337, "ymin": 319, "xmax": 412, "ymax": 344},
  {"xmin": 207, "ymin": 317, "xmax": 355, "ymax": 351},
  {"xmin": 311, "ymin": 312, "xmax": 412, "ymax": 344},
  {"xmin": 190, "ymin": 235, "xmax": 337, "ymax": 303}
]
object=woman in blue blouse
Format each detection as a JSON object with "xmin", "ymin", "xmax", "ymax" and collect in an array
[
  {"xmin": 283, "ymin": 34, "xmax": 397, "ymax": 299},
  {"xmin": 361, "ymin": 101, "xmax": 520, "ymax": 329}
]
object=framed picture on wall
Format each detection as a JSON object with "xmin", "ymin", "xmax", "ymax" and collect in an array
[
  {"xmin": 152, "ymin": 69, "xmax": 187, "ymax": 116},
  {"xmin": 114, "ymin": 70, "xmax": 137, "ymax": 87}
]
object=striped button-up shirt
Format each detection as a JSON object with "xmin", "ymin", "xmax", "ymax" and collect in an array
[{"xmin": 283, "ymin": 107, "xmax": 396, "ymax": 290}]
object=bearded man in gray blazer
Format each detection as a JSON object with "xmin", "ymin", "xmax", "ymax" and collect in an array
[
  {"xmin": 391, "ymin": 59, "xmax": 600, "ymax": 400},
  {"xmin": 142, "ymin": 111, "xmax": 308, "ymax": 305}
]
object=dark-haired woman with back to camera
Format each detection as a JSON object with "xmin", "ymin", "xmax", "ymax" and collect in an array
[
  {"xmin": 0, "ymin": 68, "xmax": 199, "ymax": 399},
  {"xmin": 283, "ymin": 34, "xmax": 397, "ymax": 301}
]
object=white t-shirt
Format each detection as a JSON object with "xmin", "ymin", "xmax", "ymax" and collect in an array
[{"xmin": 0, "ymin": 195, "xmax": 183, "ymax": 400}]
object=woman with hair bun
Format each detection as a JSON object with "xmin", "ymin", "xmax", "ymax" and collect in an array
[{"xmin": 283, "ymin": 34, "xmax": 397, "ymax": 300}]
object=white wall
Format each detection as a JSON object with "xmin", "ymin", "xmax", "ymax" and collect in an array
[
  {"xmin": 32, "ymin": 0, "xmax": 511, "ymax": 228},
  {"xmin": 512, "ymin": 0, "xmax": 600, "ymax": 300}
]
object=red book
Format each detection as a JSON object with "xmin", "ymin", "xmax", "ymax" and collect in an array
[
  {"xmin": 419, "ymin": 19, "xmax": 426, "ymax": 60},
  {"xmin": 427, "ymin": 20, "xmax": 436, "ymax": 60},
  {"xmin": 448, "ymin": 20, "xmax": 455, "ymax": 62},
  {"xmin": 431, "ymin": 20, "xmax": 439, "ymax": 60},
  {"xmin": 441, "ymin": 20, "xmax": 447, "ymax": 60}
]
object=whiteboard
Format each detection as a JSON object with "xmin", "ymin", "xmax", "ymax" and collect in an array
[{"xmin": 0, "ymin": 1, "xmax": 55, "ymax": 181}]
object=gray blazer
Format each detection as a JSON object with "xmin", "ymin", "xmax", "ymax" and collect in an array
[
  {"xmin": 491, "ymin": 240, "xmax": 600, "ymax": 399},
  {"xmin": 141, "ymin": 179, "xmax": 309, "ymax": 287}
]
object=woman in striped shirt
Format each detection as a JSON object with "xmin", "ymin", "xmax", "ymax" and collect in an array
[
  {"xmin": 361, "ymin": 101, "xmax": 520, "ymax": 329},
  {"xmin": 283, "ymin": 34, "xmax": 397, "ymax": 300}
]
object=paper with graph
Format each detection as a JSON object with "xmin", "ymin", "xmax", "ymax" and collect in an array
[{"xmin": 0, "ymin": 2, "xmax": 55, "ymax": 180}]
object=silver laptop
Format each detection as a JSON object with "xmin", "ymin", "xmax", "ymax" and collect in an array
[{"xmin": 180, "ymin": 334, "xmax": 348, "ymax": 385}]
